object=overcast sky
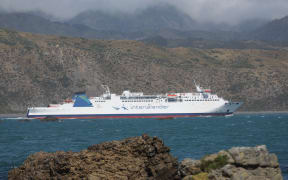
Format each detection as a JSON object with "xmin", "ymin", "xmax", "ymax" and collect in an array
[{"xmin": 1, "ymin": 0, "xmax": 288, "ymax": 24}]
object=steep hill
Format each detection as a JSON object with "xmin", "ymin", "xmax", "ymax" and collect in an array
[
  {"xmin": 0, "ymin": 6, "xmax": 242, "ymax": 41},
  {"xmin": 68, "ymin": 4, "xmax": 196, "ymax": 32},
  {"xmin": 252, "ymin": 16, "xmax": 288, "ymax": 42},
  {"xmin": 0, "ymin": 12, "xmax": 134, "ymax": 39},
  {"xmin": 0, "ymin": 28, "xmax": 288, "ymax": 113}
]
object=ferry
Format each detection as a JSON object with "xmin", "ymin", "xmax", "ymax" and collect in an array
[{"xmin": 27, "ymin": 84, "xmax": 242, "ymax": 119}]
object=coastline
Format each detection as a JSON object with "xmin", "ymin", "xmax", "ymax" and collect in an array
[
  {"xmin": 235, "ymin": 111, "xmax": 288, "ymax": 114},
  {"xmin": 0, "ymin": 114, "xmax": 26, "ymax": 118}
]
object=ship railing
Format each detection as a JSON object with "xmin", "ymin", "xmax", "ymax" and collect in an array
[{"xmin": 120, "ymin": 96, "xmax": 158, "ymax": 99}]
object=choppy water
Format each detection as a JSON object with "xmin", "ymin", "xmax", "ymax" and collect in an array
[{"xmin": 0, "ymin": 114, "xmax": 288, "ymax": 179}]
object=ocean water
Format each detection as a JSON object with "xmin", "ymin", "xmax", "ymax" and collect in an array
[{"xmin": 0, "ymin": 114, "xmax": 288, "ymax": 179}]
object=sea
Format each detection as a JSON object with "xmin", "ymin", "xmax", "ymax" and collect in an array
[{"xmin": 0, "ymin": 113, "xmax": 287, "ymax": 180}]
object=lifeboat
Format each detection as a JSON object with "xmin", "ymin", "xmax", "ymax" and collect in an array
[{"xmin": 167, "ymin": 94, "xmax": 177, "ymax": 97}]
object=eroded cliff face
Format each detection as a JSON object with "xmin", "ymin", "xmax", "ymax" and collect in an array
[{"xmin": 1, "ymin": 28, "xmax": 288, "ymax": 113}]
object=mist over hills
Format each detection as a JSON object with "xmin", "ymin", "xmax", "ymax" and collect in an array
[
  {"xmin": 251, "ymin": 16, "xmax": 288, "ymax": 42},
  {"xmin": 0, "ymin": 12, "xmax": 134, "ymax": 39},
  {"xmin": 2, "ymin": 3, "xmax": 286, "ymax": 44},
  {"xmin": 69, "ymin": 4, "xmax": 197, "ymax": 32}
]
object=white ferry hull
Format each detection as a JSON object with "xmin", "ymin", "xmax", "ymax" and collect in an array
[{"xmin": 27, "ymin": 101, "xmax": 242, "ymax": 119}]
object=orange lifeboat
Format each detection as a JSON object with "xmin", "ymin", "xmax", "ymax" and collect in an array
[
  {"xmin": 167, "ymin": 94, "xmax": 177, "ymax": 97},
  {"xmin": 204, "ymin": 89, "xmax": 211, "ymax": 93}
]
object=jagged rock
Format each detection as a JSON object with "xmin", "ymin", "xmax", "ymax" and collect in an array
[
  {"xmin": 209, "ymin": 164, "xmax": 283, "ymax": 180},
  {"xmin": 202, "ymin": 153, "xmax": 219, "ymax": 162},
  {"xmin": 8, "ymin": 134, "xmax": 179, "ymax": 180},
  {"xmin": 208, "ymin": 145, "xmax": 282, "ymax": 180},
  {"xmin": 179, "ymin": 158, "xmax": 202, "ymax": 176},
  {"xmin": 228, "ymin": 145, "xmax": 279, "ymax": 167},
  {"xmin": 180, "ymin": 145, "xmax": 283, "ymax": 180}
]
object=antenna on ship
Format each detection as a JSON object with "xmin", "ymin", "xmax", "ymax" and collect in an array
[
  {"xmin": 193, "ymin": 79, "xmax": 197, "ymax": 87},
  {"xmin": 194, "ymin": 80, "xmax": 203, "ymax": 93},
  {"xmin": 101, "ymin": 85, "xmax": 111, "ymax": 96}
]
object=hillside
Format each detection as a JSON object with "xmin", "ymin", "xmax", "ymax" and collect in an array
[
  {"xmin": 0, "ymin": 28, "xmax": 288, "ymax": 113},
  {"xmin": 252, "ymin": 16, "xmax": 288, "ymax": 42},
  {"xmin": 0, "ymin": 12, "xmax": 138, "ymax": 39}
]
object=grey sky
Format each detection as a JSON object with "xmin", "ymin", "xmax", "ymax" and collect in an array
[{"xmin": 1, "ymin": 0, "xmax": 288, "ymax": 24}]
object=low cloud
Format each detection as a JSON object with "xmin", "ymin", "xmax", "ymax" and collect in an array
[{"xmin": 1, "ymin": 0, "xmax": 288, "ymax": 24}]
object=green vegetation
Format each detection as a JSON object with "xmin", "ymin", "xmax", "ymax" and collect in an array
[{"xmin": 200, "ymin": 155, "xmax": 228, "ymax": 172}]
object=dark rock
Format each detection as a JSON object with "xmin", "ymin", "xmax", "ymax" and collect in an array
[
  {"xmin": 8, "ymin": 134, "xmax": 178, "ymax": 180},
  {"xmin": 179, "ymin": 158, "xmax": 202, "ymax": 176}
]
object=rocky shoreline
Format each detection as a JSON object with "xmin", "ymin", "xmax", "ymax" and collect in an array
[{"xmin": 8, "ymin": 134, "xmax": 283, "ymax": 180}]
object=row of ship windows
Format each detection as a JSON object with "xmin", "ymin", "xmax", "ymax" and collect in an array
[
  {"xmin": 94, "ymin": 99, "xmax": 220, "ymax": 103},
  {"xmin": 122, "ymin": 100, "xmax": 154, "ymax": 102}
]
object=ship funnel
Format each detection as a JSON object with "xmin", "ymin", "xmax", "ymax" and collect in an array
[{"xmin": 73, "ymin": 93, "xmax": 92, "ymax": 107}]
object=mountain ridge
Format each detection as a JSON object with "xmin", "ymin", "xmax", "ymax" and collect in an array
[
  {"xmin": 251, "ymin": 16, "xmax": 288, "ymax": 42},
  {"xmin": 1, "ymin": 5, "xmax": 283, "ymax": 42}
]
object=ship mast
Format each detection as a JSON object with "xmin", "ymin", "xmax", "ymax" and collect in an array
[
  {"xmin": 101, "ymin": 85, "xmax": 111, "ymax": 97},
  {"xmin": 193, "ymin": 80, "xmax": 203, "ymax": 93}
]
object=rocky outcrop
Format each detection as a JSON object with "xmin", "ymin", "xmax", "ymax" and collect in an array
[
  {"xmin": 8, "ymin": 134, "xmax": 179, "ymax": 180},
  {"xmin": 8, "ymin": 135, "xmax": 283, "ymax": 180},
  {"xmin": 180, "ymin": 145, "xmax": 283, "ymax": 180}
]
